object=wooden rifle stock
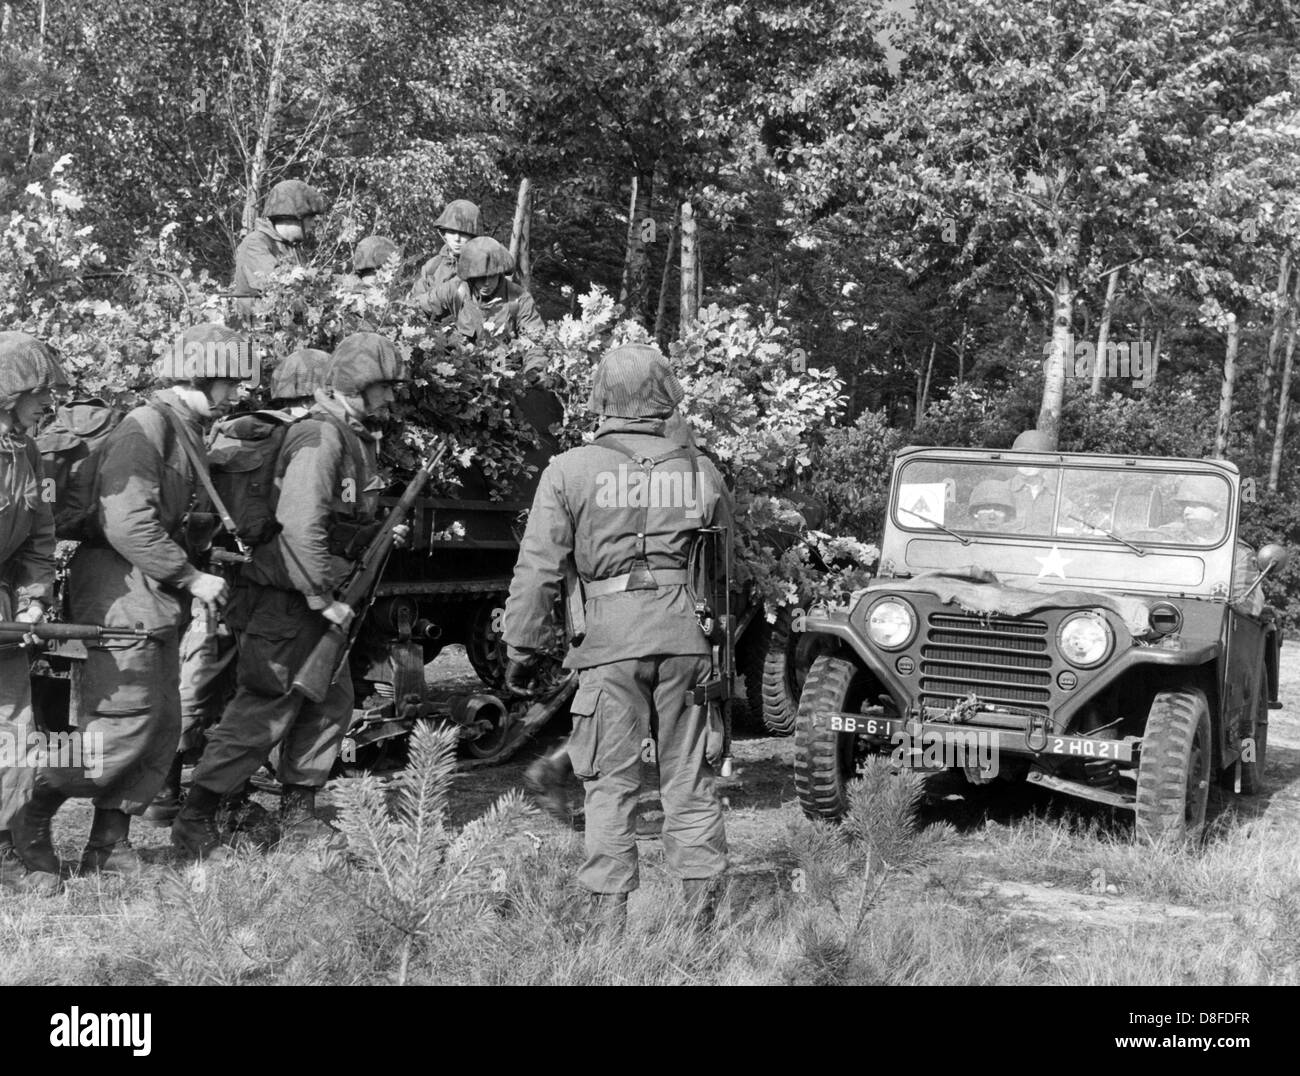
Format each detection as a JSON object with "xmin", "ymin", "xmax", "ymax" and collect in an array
[{"xmin": 291, "ymin": 441, "xmax": 448, "ymax": 703}]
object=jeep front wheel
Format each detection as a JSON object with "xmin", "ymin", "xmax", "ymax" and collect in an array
[
  {"xmin": 794, "ymin": 655, "xmax": 871, "ymax": 821},
  {"xmin": 1135, "ymin": 688, "xmax": 1212, "ymax": 841}
]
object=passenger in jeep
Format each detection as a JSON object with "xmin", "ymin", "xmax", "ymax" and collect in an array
[
  {"xmin": 967, "ymin": 480, "xmax": 1017, "ymax": 531},
  {"xmin": 1159, "ymin": 476, "xmax": 1228, "ymax": 544}
]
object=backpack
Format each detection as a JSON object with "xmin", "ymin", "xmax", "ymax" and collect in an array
[
  {"xmin": 35, "ymin": 398, "xmax": 126, "ymax": 541},
  {"xmin": 206, "ymin": 410, "xmax": 298, "ymax": 547}
]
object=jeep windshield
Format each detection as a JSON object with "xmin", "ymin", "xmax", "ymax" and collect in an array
[{"xmin": 893, "ymin": 459, "xmax": 1232, "ymax": 549}]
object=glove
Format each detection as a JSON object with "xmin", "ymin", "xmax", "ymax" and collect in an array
[{"xmin": 504, "ymin": 655, "xmax": 539, "ymax": 699}]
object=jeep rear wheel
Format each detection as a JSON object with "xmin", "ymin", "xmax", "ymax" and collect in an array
[
  {"xmin": 794, "ymin": 655, "xmax": 872, "ymax": 821},
  {"xmin": 1135, "ymin": 688, "xmax": 1212, "ymax": 842}
]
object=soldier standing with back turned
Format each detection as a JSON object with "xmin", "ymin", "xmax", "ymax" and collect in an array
[{"xmin": 502, "ymin": 344, "xmax": 731, "ymax": 932}]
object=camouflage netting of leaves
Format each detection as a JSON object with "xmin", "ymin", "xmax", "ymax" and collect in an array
[{"xmin": 2, "ymin": 164, "xmax": 878, "ymax": 613}]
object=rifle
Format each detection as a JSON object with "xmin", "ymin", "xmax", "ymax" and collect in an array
[
  {"xmin": 0, "ymin": 621, "xmax": 158, "ymax": 644},
  {"xmin": 292, "ymin": 440, "xmax": 449, "ymax": 703},
  {"xmin": 687, "ymin": 525, "xmax": 735, "ymax": 778}
]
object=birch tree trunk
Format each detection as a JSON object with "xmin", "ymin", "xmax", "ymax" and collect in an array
[
  {"xmin": 241, "ymin": 3, "xmax": 290, "ymax": 234},
  {"xmin": 1037, "ymin": 270, "xmax": 1075, "ymax": 449},
  {"xmin": 679, "ymin": 202, "xmax": 698, "ymax": 330},
  {"xmin": 1268, "ymin": 273, "xmax": 1300, "ymax": 491},
  {"xmin": 1090, "ymin": 268, "xmax": 1119, "ymax": 395},
  {"xmin": 1214, "ymin": 312, "xmax": 1239, "ymax": 459},
  {"xmin": 1257, "ymin": 251, "xmax": 1291, "ymax": 443}
]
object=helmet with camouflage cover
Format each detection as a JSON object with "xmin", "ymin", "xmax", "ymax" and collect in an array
[
  {"xmin": 969, "ymin": 479, "xmax": 1016, "ymax": 517},
  {"xmin": 353, "ymin": 236, "xmax": 401, "ymax": 273},
  {"xmin": 157, "ymin": 323, "xmax": 253, "ymax": 387},
  {"xmin": 271, "ymin": 348, "xmax": 331, "ymax": 401},
  {"xmin": 328, "ymin": 333, "xmax": 409, "ymax": 395},
  {"xmin": 1173, "ymin": 474, "xmax": 1225, "ymax": 509},
  {"xmin": 0, "ymin": 332, "xmax": 69, "ymax": 411},
  {"xmin": 263, "ymin": 179, "xmax": 327, "ymax": 220},
  {"xmin": 588, "ymin": 343, "xmax": 684, "ymax": 420},
  {"xmin": 1011, "ymin": 429, "xmax": 1053, "ymax": 453},
  {"xmin": 456, "ymin": 237, "xmax": 514, "ymax": 281},
  {"xmin": 434, "ymin": 199, "xmax": 483, "ymax": 237}
]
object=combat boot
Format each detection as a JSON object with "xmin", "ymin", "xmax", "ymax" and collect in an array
[
  {"xmin": 0, "ymin": 835, "xmax": 60, "ymax": 896},
  {"xmin": 171, "ymin": 785, "xmax": 230, "ymax": 862},
  {"xmin": 278, "ymin": 785, "xmax": 347, "ymax": 852},
  {"xmin": 220, "ymin": 780, "xmax": 271, "ymax": 833},
  {"xmin": 140, "ymin": 755, "xmax": 184, "ymax": 827},
  {"xmin": 10, "ymin": 783, "xmax": 65, "ymax": 879},
  {"xmin": 682, "ymin": 876, "xmax": 723, "ymax": 931},
  {"xmin": 79, "ymin": 809, "xmax": 145, "ymax": 876}
]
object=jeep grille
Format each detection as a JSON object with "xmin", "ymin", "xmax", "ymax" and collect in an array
[{"xmin": 919, "ymin": 614, "xmax": 1052, "ymax": 717}]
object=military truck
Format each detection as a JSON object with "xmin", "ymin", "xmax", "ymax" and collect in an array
[{"xmin": 793, "ymin": 442, "xmax": 1287, "ymax": 840}]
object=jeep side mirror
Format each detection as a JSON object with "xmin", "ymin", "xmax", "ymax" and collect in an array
[{"xmin": 1257, "ymin": 544, "xmax": 1290, "ymax": 573}]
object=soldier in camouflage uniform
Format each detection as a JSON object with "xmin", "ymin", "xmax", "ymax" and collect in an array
[
  {"xmin": 502, "ymin": 344, "xmax": 731, "ymax": 931},
  {"xmin": 145, "ymin": 348, "xmax": 334, "ymax": 826},
  {"xmin": 10, "ymin": 325, "xmax": 245, "ymax": 884},
  {"xmin": 232, "ymin": 179, "xmax": 327, "ymax": 320},
  {"xmin": 352, "ymin": 236, "xmax": 402, "ymax": 282},
  {"xmin": 409, "ymin": 199, "xmax": 483, "ymax": 301},
  {"xmin": 172, "ymin": 334, "xmax": 410, "ymax": 862},
  {"xmin": 0, "ymin": 334, "xmax": 67, "ymax": 895},
  {"xmin": 418, "ymin": 236, "xmax": 545, "ymax": 345}
]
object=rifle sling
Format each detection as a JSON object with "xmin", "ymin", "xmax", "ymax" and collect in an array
[{"xmin": 151, "ymin": 400, "xmax": 245, "ymax": 552}]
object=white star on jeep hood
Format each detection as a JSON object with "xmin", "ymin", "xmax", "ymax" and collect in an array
[{"xmin": 1034, "ymin": 546, "xmax": 1071, "ymax": 579}]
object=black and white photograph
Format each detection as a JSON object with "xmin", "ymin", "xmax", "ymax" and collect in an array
[{"xmin": 0, "ymin": 0, "xmax": 1296, "ymax": 1020}]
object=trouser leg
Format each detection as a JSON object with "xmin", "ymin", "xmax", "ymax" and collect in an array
[
  {"xmin": 569, "ymin": 659, "xmax": 650, "ymax": 894},
  {"xmin": 654, "ymin": 654, "xmax": 728, "ymax": 882},
  {"xmin": 0, "ymin": 647, "xmax": 36, "ymax": 833}
]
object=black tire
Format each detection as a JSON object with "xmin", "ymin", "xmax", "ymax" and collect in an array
[
  {"xmin": 743, "ymin": 607, "xmax": 833, "ymax": 737},
  {"xmin": 793, "ymin": 655, "xmax": 872, "ymax": 821},
  {"xmin": 465, "ymin": 599, "xmax": 507, "ymax": 692},
  {"xmin": 1135, "ymin": 688, "xmax": 1212, "ymax": 841}
]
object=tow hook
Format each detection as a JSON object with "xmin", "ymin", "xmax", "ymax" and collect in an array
[{"xmin": 1025, "ymin": 713, "xmax": 1050, "ymax": 752}]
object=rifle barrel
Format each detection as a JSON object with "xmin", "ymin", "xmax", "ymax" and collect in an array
[{"xmin": 0, "ymin": 621, "xmax": 156, "ymax": 642}]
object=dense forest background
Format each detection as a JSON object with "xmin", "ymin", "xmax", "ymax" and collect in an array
[{"xmin": 4, "ymin": 0, "xmax": 1300, "ymax": 621}]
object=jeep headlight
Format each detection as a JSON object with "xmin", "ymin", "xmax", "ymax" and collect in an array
[
  {"xmin": 1058, "ymin": 613, "xmax": 1113, "ymax": 668},
  {"xmin": 865, "ymin": 598, "xmax": 916, "ymax": 650}
]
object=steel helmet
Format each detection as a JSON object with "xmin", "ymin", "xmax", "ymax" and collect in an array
[
  {"xmin": 271, "ymin": 348, "xmax": 332, "ymax": 400},
  {"xmin": 1011, "ymin": 429, "xmax": 1053, "ymax": 452},
  {"xmin": 969, "ymin": 480, "xmax": 1016, "ymax": 516},
  {"xmin": 158, "ymin": 323, "xmax": 253, "ymax": 386},
  {"xmin": 353, "ymin": 235, "xmax": 401, "ymax": 272},
  {"xmin": 434, "ymin": 199, "xmax": 483, "ymax": 237},
  {"xmin": 263, "ymin": 179, "xmax": 327, "ymax": 220},
  {"xmin": 456, "ymin": 237, "xmax": 514, "ymax": 281},
  {"xmin": 328, "ymin": 333, "xmax": 409, "ymax": 395},
  {"xmin": 1173, "ymin": 475, "xmax": 1225, "ymax": 509},
  {"xmin": 0, "ymin": 332, "xmax": 69, "ymax": 411},
  {"xmin": 588, "ymin": 343, "xmax": 684, "ymax": 419}
]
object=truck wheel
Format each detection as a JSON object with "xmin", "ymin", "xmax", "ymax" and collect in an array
[
  {"xmin": 744, "ymin": 608, "xmax": 831, "ymax": 737},
  {"xmin": 1135, "ymin": 688, "xmax": 1212, "ymax": 841},
  {"xmin": 466, "ymin": 600, "xmax": 507, "ymax": 692},
  {"xmin": 794, "ymin": 655, "xmax": 871, "ymax": 821}
]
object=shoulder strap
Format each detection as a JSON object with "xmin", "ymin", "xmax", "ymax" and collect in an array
[
  {"xmin": 151, "ymin": 400, "xmax": 246, "ymax": 553},
  {"xmin": 317, "ymin": 411, "xmax": 371, "ymax": 497},
  {"xmin": 592, "ymin": 433, "xmax": 706, "ymax": 564}
]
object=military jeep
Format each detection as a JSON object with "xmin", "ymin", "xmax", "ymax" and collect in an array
[{"xmin": 793, "ymin": 442, "xmax": 1287, "ymax": 840}]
